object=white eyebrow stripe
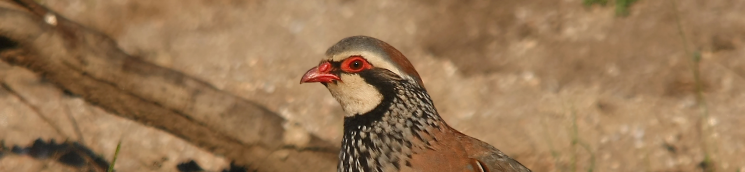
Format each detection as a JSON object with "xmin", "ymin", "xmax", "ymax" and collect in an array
[{"xmin": 328, "ymin": 51, "xmax": 410, "ymax": 81}]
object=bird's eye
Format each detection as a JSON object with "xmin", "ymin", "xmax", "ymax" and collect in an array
[
  {"xmin": 349, "ymin": 60, "xmax": 363, "ymax": 70},
  {"xmin": 341, "ymin": 56, "xmax": 371, "ymax": 73}
]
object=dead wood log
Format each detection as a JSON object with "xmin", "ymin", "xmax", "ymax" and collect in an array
[{"xmin": 0, "ymin": 0, "xmax": 337, "ymax": 171}]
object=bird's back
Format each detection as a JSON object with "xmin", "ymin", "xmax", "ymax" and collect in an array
[
  {"xmin": 454, "ymin": 130, "xmax": 532, "ymax": 172},
  {"xmin": 404, "ymin": 124, "xmax": 531, "ymax": 172}
]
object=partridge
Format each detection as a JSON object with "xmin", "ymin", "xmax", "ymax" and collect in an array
[{"xmin": 301, "ymin": 36, "xmax": 531, "ymax": 172}]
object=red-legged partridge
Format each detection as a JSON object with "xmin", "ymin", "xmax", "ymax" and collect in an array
[{"xmin": 301, "ymin": 36, "xmax": 532, "ymax": 172}]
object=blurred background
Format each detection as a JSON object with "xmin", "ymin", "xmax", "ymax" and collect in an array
[{"xmin": 1, "ymin": 0, "xmax": 744, "ymax": 171}]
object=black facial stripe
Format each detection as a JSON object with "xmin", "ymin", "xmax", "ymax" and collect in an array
[
  {"xmin": 338, "ymin": 68, "xmax": 439, "ymax": 172},
  {"xmin": 343, "ymin": 68, "xmax": 401, "ymax": 129},
  {"xmin": 328, "ymin": 61, "xmax": 344, "ymax": 76},
  {"xmin": 328, "ymin": 56, "xmax": 373, "ymax": 74}
]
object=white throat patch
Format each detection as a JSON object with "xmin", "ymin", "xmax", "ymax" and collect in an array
[{"xmin": 326, "ymin": 73, "xmax": 383, "ymax": 116}]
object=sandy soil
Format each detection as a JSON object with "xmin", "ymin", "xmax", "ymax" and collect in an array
[{"xmin": 1, "ymin": 0, "xmax": 744, "ymax": 171}]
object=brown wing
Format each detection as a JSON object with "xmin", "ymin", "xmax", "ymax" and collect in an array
[
  {"xmin": 455, "ymin": 131, "xmax": 532, "ymax": 172},
  {"xmin": 405, "ymin": 125, "xmax": 492, "ymax": 172}
]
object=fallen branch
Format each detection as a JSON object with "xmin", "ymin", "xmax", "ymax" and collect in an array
[{"xmin": 0, "ymin": 1, "xmax": 337, "ymax": 171}]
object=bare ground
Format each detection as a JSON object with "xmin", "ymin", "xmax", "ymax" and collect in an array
[{"xmin": 1, "ymin": 0, "xmax": 744, "ymax": 171}]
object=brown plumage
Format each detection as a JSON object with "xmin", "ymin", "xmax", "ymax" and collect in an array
[{"xmin": 301, "ymin": 36, "xmax": 531, "ymax": 172}]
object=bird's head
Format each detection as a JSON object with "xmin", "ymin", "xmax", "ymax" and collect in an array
[{"xmin": 301, "ymin": 36, "xmax": 425, "ymax": 117}]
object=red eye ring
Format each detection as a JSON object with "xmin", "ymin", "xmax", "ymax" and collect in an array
[{"xmin": 340, "ymin": 56, "xmax": 372, "ymax": 73}]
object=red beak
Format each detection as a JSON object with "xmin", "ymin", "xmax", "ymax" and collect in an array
[{"xmin": 300, "ymin": 62, "xmax": 340, "ymax": 83}]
